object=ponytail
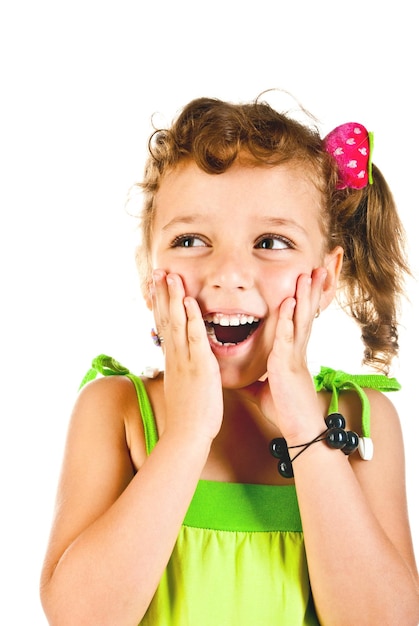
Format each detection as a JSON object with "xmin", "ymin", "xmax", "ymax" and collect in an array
[{"xmin": 331, "ymin": 165, "xmax": 410, "ymax": 373}]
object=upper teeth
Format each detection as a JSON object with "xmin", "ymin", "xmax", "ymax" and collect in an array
[{"xmin": 204, "ymin": 313, "xmax": 259, "ymax": 326}]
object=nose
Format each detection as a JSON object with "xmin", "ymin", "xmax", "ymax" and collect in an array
[{"xmin": 207, "ymin": 248, "xmax": 253, "ymax": 290}]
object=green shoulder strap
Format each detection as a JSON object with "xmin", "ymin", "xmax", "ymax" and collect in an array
[
  {"xmin": 79, "ymin": 354, "xmax": 130, "ymax": 387},
  {"xmin": 79, "ymin": 356, "xmax": 401, "ymax": 447},
  {"xmin": 313, "ymin": 365, "xmax": 401, "ymax": 437},
  {"xmin": 79, "ymin": 354, "xmax": 158, "ymax": 454}
]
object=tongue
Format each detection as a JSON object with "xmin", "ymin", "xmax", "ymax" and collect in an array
[{"xmin": 213, "ymin": 324, "xmax": 251, "ymax": 344}]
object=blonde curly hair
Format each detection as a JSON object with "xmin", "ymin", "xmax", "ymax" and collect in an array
[{"xmin": 134, "ymin": 96, "xmax": 409, "ymax": 373}]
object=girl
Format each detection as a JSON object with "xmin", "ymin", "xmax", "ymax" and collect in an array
[{"xmin": 40, "ymin": 95, "xmax": 419, "ymax": 625}]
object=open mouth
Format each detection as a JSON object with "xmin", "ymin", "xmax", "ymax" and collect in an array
[{"xmin": 204, "ymin": 313, "xmax": 260, "ymax": 346}]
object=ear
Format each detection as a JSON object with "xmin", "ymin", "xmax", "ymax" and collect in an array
[{"xmin": 319, "ymin": 246, "xmax": 344, "ymax": 311}]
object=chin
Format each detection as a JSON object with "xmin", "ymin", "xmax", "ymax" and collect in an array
[{"xmin": 218, "ymin": 363, "xmax": 267, "ymax": 390}]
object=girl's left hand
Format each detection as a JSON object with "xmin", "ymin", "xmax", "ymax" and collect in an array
[{"xmin": 243, "ymin": 268, "xmax": 327, "ymax": 441}]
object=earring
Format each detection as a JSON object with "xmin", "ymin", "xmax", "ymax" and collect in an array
[
  {"xmin": 151, "ymin": 328, "xmax": 164, "ymax": 347},
  {"xmin": 314, "ymin": 307, "xmax": 321, "ymax": 319}
]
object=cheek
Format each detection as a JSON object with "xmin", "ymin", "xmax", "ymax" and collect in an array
[
  {"xmin": 263, "ymin": 268, "xmax": 299, "ymax": 307},
  {"xmin": 179, "ymin": 275, "xmax": 198, "ymax": 297},
  {"xmin": 169, "ymin": 267, "xmax": 201, "ymax": 299},
  {"xmin": 151, "ymin": 251, "xmax": 193, "ymax": 289}
]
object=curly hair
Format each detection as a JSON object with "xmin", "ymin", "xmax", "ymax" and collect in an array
[{"xmin": 134, "ymin": 96, "xmax": 409, "ymax": 373}]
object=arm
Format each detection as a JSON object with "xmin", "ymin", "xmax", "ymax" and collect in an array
[
  {"xmin": 40, "ymin": 376, "xmax": 213, "ymax": 625},
  {"xmin": 245, "ymin": 270, "xmax": 419, "ymax": 625},
  {"xmin": 290, "ymin": 390, "xmax": 419, "ymax": 626},
  {"xmin": 40, "ymin": 273, "xmax": 223, "ymax": 625}
]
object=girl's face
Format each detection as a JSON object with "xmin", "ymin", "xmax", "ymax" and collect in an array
[{"xmin": 150, "ymin": 160, "xmax": 342, "ymax": 387}]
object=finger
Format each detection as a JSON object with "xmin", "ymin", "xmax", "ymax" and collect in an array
[
  {"xmin": 183, "ymin": 296, "xmax": 212, "ymax": 358},
  {"xmin": 310, "ymin": 267, "xmax": 328, "ymax": 315},
  {"xmin": 151, "ymin": 270, "xmax": 170, "ymax": 343},
  {"xmin": 278, "ymin": 296, "xmax": 297, "ymax": 323},
  {"xmin": 272, "ymin": 297, "xmax": 296, "ymax": 352},
  {"xmin": 294, "ymin": 273, "xmax": 314, "ymax": 331},
  {"xmin": 293, "ymin": 269, "xmax": 326, "ymax": 343},
  {"xmin": 166, "ymin": 273, "xmax": 189, "ymax": 349}
]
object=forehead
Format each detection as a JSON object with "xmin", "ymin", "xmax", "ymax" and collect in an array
[{"xmin": 154, "ymin": 160, "xmax": 324, "ymax": 225}]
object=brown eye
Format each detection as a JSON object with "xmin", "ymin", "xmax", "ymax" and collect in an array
[
  {"xmin": 171, "ymin": 235, "xmax": 207, "ymax": 248},
  {"xmin": 255, "ymin": 236, "xmax": 291, "ymax": 250}
]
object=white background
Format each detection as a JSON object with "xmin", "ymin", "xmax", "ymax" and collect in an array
[{"xmin": 1, "ymin": 2, "xmax": 418, "ymax": 623}]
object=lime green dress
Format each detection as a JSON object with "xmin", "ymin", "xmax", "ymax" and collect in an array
[{"xmin": 81, "ymin": 355, "xmax": 400, "ymax": 626}]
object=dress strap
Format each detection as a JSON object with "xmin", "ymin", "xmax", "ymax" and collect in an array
[
  {"xmin": 79, "ymin": 354, "xmax": 130, "ymax": 387},
  {"xmin": 79, "ymin": 357, "xmax": 401, "ymax": 451},
  {"xmin": 313, "ymin": 366, "xmax": 401, "ymax": 437},
  {"xmin": 79, "ymin": 354, "xmax": 158, "ymax": 455}
]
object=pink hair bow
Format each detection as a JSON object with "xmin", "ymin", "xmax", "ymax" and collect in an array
[{"xmin": 324, "ymin": 122, "xmax": 374, "ymax": 190}]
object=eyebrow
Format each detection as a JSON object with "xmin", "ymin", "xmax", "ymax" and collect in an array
[
  {"xmin": 259, "ymin": 216, "xmax": 309, "ymax": 235},
  {"xmin": 162, "ymin": 214, "xmax": 206, "ymax": 231},
  {"xmin": 162, "ymin": 213, "xmax": 309, "ymax": 235}
]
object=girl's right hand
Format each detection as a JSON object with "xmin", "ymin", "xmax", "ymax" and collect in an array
[{"xmin": 152, "ymin": 270, "xmax": 224, "ymax": 443}]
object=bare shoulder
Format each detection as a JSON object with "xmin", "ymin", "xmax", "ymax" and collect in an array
[
  {"xmin": 75, "ymin": 373, "xmax": 139, "ymax": 413},
  {"xmin": 69, "ymin": 376, "xmax": 141, "ymax": 461},
  {"xmin": 57, "ymin": 375, "xmax": 145, "ymax": 509},
  {"xmin": 365, "ymin": 386, "xmax": 401, "ymax": 422},
  {"xmin": 318, "ymin": 383, "xmax": 403, "ymax": 438},
  {"xmin": 72, "ymin": 373, "xmax": 164, "ymax": 471}
]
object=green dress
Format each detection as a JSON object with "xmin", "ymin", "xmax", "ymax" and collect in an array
[{"xmin": 81, "ymin": 355, "xmax": 400, "ymax": 626}]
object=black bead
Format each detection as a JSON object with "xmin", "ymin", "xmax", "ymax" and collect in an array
[
  {"xmin": 342, "ymin": 431, "xmax": 359, "ymax": 455},
  {"xmin": 270, "ymin": 438, "xmax": 294, "ymax": 478},
  {"xmin": 270, "ymin": 438, "xmax": 288, "ymax": 459},
  {"xmin": 278, "ymin": 460, "xmax": 294, "ymax": 479},
  {"xmin": 325, "ymin": 413, "xmax": 346, "ymax": 429},
  {"xmin": 325, "ymin": 427, "xmax": 348, "ymax": 449}
]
